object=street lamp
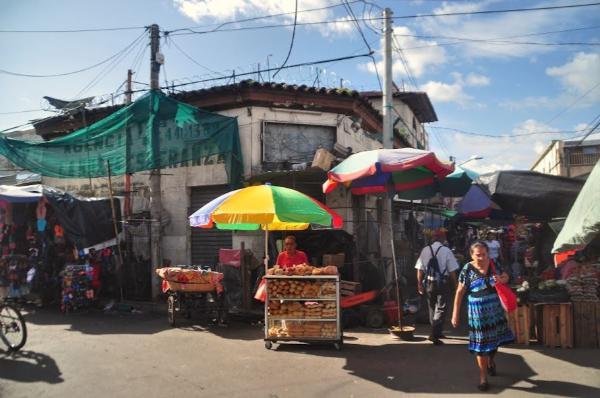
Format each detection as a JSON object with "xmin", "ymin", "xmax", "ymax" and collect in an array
[{"xmin": 458, "ymin": 155, "xmax": 483, "ymax": 167}]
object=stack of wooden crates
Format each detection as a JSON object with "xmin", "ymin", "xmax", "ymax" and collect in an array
[{"xmin": 508, "ymin": 302, "xmax": 600, "ymax": 348}]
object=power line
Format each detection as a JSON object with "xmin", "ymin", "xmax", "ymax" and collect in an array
[
  {"xmin": 0, "ymin": 26, "xmax": 146, "ymax": 33},
  {"xmin": 432, "ymin": 125, "xmax": 586, "ymax": 138},
  {"xmin": 273, "ymin": 0, "xmax": 298, "ymax": 78},
  {"xmin": 544, "ymin": 81, "xmax": 600, "ymax": 125},
  {"xmin": 163, "ymin": 52, "xmax": 373, "ymax": 89},
  {"xmin": 166, "ymin": 0, "xmax": 362, "ymax": 35},
  {"xmin": 168, "ymin": 2, "xmax": 600, "ymax": 37},
  {"xmin": 396, "ymin": 25, "xmax": 600, "ymax": 43},
  {"xmin": 342, "ymin": 0, "xmax": 381, "ymax": 91},
  {"xmin": 574, "ymin": 119, "xmax": 600, "ymax": 146},
  {"xmin": 72, "ymin": 32, "xmax": 147, "ymax": 99},
  {"xmin": 0, "ymin": 30, "xmax": 147, "ymax": 78},
  {"xmin": 164, "ymin": 35, "xmax": 223, "ymax": 76}
]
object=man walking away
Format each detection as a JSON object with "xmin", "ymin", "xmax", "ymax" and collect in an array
[{"xmin": 415, "ymin": 230, "xmax": 459, "ymax": 345}]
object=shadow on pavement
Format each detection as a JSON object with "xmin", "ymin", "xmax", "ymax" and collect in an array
[
  {"xmin": 273, "ymin": 342, "xmax": 600, "ymax": 396},
  {"xmin": 178, "ymin": 320, "xmax": 264, "ymax": 341},
  {"xmin": 509, "ymin": 345, "xmax": 600, "ymax": 371},
  {"xmin": 0, "ymin": 349, "xmax": 64, "ymax": 384},
  {"xmin": 23, "ymin": 308, "xmax": 169, "ymax": 336}
]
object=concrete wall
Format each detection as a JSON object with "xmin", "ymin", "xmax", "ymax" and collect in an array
[
  {"xmin": 43, "ymin": 105, "xmax": 382, "ymax": 265},
  {"xmin": 367, "ymin": 97, "xmax": 428, "ymax": 149},
  {"xmin": 531, "ymin": 141, "xmax": 564, "ymax": 176}
]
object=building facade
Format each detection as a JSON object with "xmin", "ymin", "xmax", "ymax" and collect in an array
[
  {"xmin": 531, "ymin": 138, "xmax": 600, "ymax": 179},
  {"xmin": 29, "ymin": 80, "xmax": 437, "ymax": 295}
]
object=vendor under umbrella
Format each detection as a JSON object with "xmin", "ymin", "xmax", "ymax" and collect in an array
[{"xmin": 276, "ymin": 235, "xmax": 308, "ymax": 268}]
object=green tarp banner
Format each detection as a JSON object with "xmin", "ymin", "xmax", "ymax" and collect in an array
[
  {"xmin": 552, "ymin": 161, "xmax": 600, "ymax": 253},
  {"xmin": 0, "ymin": 91, "xmax": 243, "ymax": 185}
]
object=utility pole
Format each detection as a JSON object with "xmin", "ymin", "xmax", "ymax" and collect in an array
[
  {"xmin": 149, "ymin": 24, "xmax": 163, "ymax": 299},
  {"xmin": 125, "ymin": 69, "xmax": 133, "ymax": 104},
  {"xmin": 382, "ymin": 8, "xmax": 394, "ymax": 150}
]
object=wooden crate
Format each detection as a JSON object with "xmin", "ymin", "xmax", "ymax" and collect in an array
[
  {"xmin": 535, "ymin": 303, "xmax": 573, "ymax": 348},
  {"xmin": 507, "ymin": 304, "xmax": 531, "ymax": 345},
  {"xmin": 573, "ymin": 302, "xmax": 600, "ymax": 349}
]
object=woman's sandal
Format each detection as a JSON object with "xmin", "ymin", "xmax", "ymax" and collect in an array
[
  {"xmin": 488, "ymin": 364, "xmax": 497, "ymax": 376},
  {"xmin": 478, "ymin": 381, "xmax": 489, "ymax": 391}
]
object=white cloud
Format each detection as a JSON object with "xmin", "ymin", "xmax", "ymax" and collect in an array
[
  {"xmin": 429, "ymin": 118, "xmax": 563, "ymax": 172},
  {"xmin": 173, "ymin": 0, "xmax": 353, "ymax": 37},
  {"xmin": 418, "ymin": 71, "xmax": 491, "ymax": 106},
  {"xmin": 512, "ymin": 119, "xmax": 559, "ymax": 135},
  {"xmin": 421, "ymin": 0, "xmax": 591, "ymax": 59},
  {"xmin": 501, "ymin": 52, "xmax": 600, "ymax": 110},
  {"xmin": 360, "ymin": 26, "xmax": 447, "ymax": 81},
  {"xmin": 546, "ymin": 52, "xmax": 600, "ymax": 96},
  {"xmin": 465, "ymin": 73, "xmax": 490, "ymax": 87},
  {"xmin": 420, "ymin": 80, "xmax": 471, "ymax": 104}
]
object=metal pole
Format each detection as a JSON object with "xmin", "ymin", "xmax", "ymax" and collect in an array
[
  {"xmin": 382, "ymin": 7, "xmax": 394, "ymax": 149},
  {"xmin": 149, "ymin": 23, "xmax": 163, "ymax": 299},
  {"xmin": 107, "ymin": 160, "xmax": 125, "ymax": 302}
]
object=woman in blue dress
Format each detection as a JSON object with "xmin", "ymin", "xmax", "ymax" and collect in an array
[{"xmin": 451, "ymin": 241, "xmax": 514, "ymax": 391}]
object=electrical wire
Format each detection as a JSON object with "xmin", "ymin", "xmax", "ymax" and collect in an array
[
  {"xmin": 273, "ymin": 0, "xmax": 298, "ymax": 78},
  {"xmin": 0, "ymin": 26, "xmax": 146, "ymax": 33},
  {"xmin": 72, "ymin": 32, "xmax": 147, "ymax": 100},
  {"xmin": 574, "ymin": 118, "xmax": 600, "ymax": 146},
  {"xmin": 0, "ymin": 30, "xmax": 147, "ymax": 78},
  {"xmin": 342, "ymin": 0, "xmax": 382, "ymax": 91},
  {"xmin": 166, "ymin": 0, "xmax": 362, "ymax": 35},
  {"xmin": 168, "ymin": 2, "xmax": 600, "ymax": 37},
  {"xmin": 544, "ymin": 81, "xmax": 600, "ymax": 125},
  {"xmin": 163, "ymin": 52, "xmax": 372, "ymax": 89},
  {"xmin": 164, "ymin": 34, "xmax": 223, "ymax": 76},
  {"xmin": 432, "ymin": 126, "xmax": 586, "ymax": 138}
]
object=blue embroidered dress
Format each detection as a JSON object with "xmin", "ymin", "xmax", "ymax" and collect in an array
[{"xmin": 459, "ymin": 262, "xmax": 514, "ymax": 355}]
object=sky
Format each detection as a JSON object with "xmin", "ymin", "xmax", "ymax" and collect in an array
[{"xmin": 1, "ymin": 0, "xmax": 599, "ymax": 173}]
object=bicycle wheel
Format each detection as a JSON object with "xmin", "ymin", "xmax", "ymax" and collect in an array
[{"xmin": 0, "ymin": 303, "xmax": 27, "ymax": 351}]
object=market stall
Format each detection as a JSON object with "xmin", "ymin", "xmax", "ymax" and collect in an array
[
  {"xmin": 0, "ymin": 184, "xmax": 122, "ymax": 307},
  {"xmin": 189, "ymin": 184, "xmax": 344, "ymax": 349}
]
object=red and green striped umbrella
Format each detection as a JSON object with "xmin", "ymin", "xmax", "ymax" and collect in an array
[{"xmin": 323, "ymin": 148, "xmax": 454, "ymax": 195}]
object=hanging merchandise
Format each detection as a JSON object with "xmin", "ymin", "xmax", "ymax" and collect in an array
[
  {"xmin": 0, "ymin": 255, "xmax": 33, "ymax": 299},
  {"xmin": 61, "ymin": 264, "xmax": 94, "ymax": 312}
]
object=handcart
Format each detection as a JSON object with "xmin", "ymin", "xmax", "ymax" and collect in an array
[{"xmin": 156, "ymin": 266, "xmax": 227, "ymax": 327}]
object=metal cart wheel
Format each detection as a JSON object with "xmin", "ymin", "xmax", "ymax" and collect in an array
[
  {"xmin": 264, "ymin": 341, "xmax": 273, "ymax": 350},
  {"xmin": 334, "ymin": 341, "xmax": 343, "ymax": 351},
  {"xmin": 167, "ymin": 295, "xmax": 178, "ymax": 327}
]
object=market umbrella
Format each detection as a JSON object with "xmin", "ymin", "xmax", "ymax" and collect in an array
[
  {"xmin": 189, "ymin": 184, "xmax": 343, "ymax": 271},
  {"xmin": 395, "ymin": 166, "xmax": 479, "ymax": 200},
  {"xmin": 477, "ymin": 170, "xmax": 584, "ymax": 220},
  {"xmin": 322, "ymin": 148, "xmax": 453, "ymax": 333},
  {"xmin": 323, "ymin": 148, "xmax": 454, "ymax": 195},
  {"xmin": 552, "ymin": 161, "xmax": 600, "ymax": 253}
]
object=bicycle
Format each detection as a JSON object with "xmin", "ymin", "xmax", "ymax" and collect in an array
[{"xmin": 0, "ymin": 297, "xmax": 27, "ymax": 351}]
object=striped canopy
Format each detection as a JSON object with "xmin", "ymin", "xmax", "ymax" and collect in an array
[
  {"xmin": 323, "ymin": 148, "xmax": 454, "ymax": 195},
  {"xmin": 189, "ymin": 184, "xmax": 343, "ymax": 231}
]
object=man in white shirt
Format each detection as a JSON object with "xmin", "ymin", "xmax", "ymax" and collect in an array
[
  {"xmin": 415, "ymin": 230, "xmax": 459, "ymax": 345},
  {"xmin": 485, "ymin": 231, "xmax": 503, "ymax": 264}
]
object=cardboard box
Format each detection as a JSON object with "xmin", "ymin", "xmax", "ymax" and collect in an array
[
  {"xmin": 323, "ymin": 253, "xmax": 345, "ymax": 268},
  {"xmin": 312, "ymin": 148, "xmax": 335, "ymax": 171}
]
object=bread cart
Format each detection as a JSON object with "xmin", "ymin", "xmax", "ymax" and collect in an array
[
  {"xmin": 156, "ymin": 267, "xmax": 226, "ymax": 327},
  {"xmin": 264, "ymin": 274, "xmax": 342, "ymax": 350}
]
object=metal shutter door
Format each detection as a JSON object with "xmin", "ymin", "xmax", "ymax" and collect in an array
[{"xmin": 190, "ymin": 185, "xmax": 233, "ymax": 266}]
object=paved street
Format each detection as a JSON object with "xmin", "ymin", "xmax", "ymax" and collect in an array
[{"xmin": 1, "ymin": 308, "xmax": 599, "ymax": 398}]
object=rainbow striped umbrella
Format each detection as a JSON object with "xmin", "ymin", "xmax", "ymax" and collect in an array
[
  {"xmin": 189, "ymin": 184, "xmax": 342, "ymax": 231},
  {"xmin": 323, "ymin": 148, "xmax": 454, "ymax": 195}
]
